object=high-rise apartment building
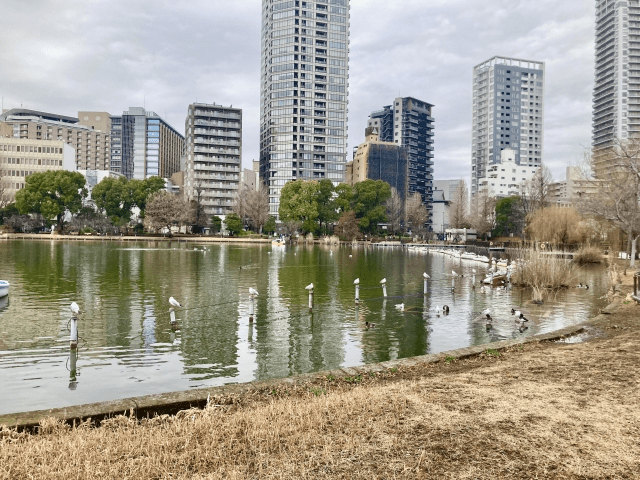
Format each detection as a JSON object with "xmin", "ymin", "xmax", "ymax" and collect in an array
[
  {"xmin": 367, "ymin": 97, "xmax": 435, "ymax": 206},
  {"xmin": 184, "ymin": 103, "xmax": 242, "ymax": 216},
  {"xmin": 0, "ymin": 109, "xmax": 111, "ymax": 171},
  {"xmin": 110, "ymin": 107, "xmax": 184, "ymax": 180},
  {"xmin": 593, "ymin": 0, "xmax": 640, "ymax": 175},
  {"xmin": 471, "ymin": 56, "xmax": 545, "ymax": 196},
  {"xmin": 260, "ymin": 0, "xmax": 350, "ymax": 217}
]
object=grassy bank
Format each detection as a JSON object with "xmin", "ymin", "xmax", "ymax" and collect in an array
[{"xmin": 1, "ymin": 284, "xmax": 639, "ymax": 479}]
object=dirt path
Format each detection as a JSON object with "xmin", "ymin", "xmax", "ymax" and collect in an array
[{"xmin": 1, "ymin": 276, "xmax": 639, "ymax": 479}]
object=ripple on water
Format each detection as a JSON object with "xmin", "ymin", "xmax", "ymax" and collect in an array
[{"xmin": 0, "ymin": 241, "xmax": 608, "ymax": 414}]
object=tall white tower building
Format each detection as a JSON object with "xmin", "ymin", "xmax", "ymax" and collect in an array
[
  {"xmin": 593, "ymin": 0, "xmax": 640, "ymax": 174},
  {"xmin": 471, "ymin": 56, "xmax": 545, "ymax": 196},
  {"xmin": 260, "ymin": 0, "xmax": 350, "ymax": 217}
]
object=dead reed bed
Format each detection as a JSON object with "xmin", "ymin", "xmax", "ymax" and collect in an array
[
  {"xmin": 573, "ymin": 246, "xmax": 604, "ymax": 265},
  {"xmin": 511, "ymin": 250, "xmax": 576, "ymax": 301},
  {"xmin": 2, "ymin": 322, "xmax": 640, "ymax": 480}
]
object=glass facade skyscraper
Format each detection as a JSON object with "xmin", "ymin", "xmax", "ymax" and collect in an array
[
  {"xmin": 110, "ymin": 107, "xmax": 184, "ymax": 180},
  {"xmin": 592, "ymin": 1, "xmax": 640, "ymax": 176},
  {"xmin": 260, "ymin": 0, "xmax": 350, "ymax": 217}
]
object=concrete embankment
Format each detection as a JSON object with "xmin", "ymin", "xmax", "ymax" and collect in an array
[{"xmin": 0, "ymin": 300, "xmax": 621, "ymax": 430}]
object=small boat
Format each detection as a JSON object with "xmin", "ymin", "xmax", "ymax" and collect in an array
[{"xmin": 0, "ymin": 280, "xmax": 9, "ymax": 298}]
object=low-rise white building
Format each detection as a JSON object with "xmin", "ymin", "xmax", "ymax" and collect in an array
[{"xmin": 477, "ymin": 148, "xmax": 538, "ymax": 198}]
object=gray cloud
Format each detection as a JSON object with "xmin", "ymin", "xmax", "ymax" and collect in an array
[{"xmin": 1, "ymin": 0, "xmax": 595, "ymax": 183}]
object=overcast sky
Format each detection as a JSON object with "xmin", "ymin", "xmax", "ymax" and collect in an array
[{"xmin": 0, "ymin": 0, "xmax": 594, "ymax": 183}]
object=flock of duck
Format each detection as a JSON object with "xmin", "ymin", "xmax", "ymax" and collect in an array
[{"xmin": 481, "ymin": 308, "xmax": 531, "ymax": 333}]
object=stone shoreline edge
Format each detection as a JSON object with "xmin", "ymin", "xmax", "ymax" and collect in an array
[{"xmin": 0, "ymin": 299, "xmax": 622, "ymax": 430}]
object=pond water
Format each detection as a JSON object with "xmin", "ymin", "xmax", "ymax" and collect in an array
[{"xmin": 0, "ymin": 240, "xmax": 608, "ymax": 415}]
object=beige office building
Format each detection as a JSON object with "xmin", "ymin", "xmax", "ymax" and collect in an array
[
  {"xmin": 0, "ymin": 138, "xmax": 76, "ymax": 204},
  {"xmin": 346, "ymin": 127, "xmax": 408, "ymax": 198},
  {"xmin": 0, "ymin": 109, "xmax": 111, "ymax": 171}
]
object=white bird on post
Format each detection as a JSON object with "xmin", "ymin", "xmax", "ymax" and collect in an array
[
  {"xmin": 70, "ymin": 302, "xmax": 80, "ymax": 316},
  {"xmin": 305, "ymin": 283, "xmax": 314, "ymax": 291},
  {"xmin": 380, "ymin": 278, "xmax": 387, "ymax": 298},
  {"xmin": 423, "ymin": 272, "xmax": 430, "ymax": 295},
  {"xmin": 249, "ymin": 287, "xmax": 259, "ymax": 297},
  {"xmin": 169, "ymin": 297, "xmax": 182, "ymax": 308}
]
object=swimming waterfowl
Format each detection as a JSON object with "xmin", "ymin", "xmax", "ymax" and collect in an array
[
  {"xmin": 365, "ymin": 321, "xmax": 375, "ymax": 329},
  {"xmin": 511, "ymin": 309, "xmax": 529, "ymax": 323},
  {"xmin": 443, "ymin": 305, "xmax": 450, "ymax": 314}
]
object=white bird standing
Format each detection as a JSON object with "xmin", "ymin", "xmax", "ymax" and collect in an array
[
  {"xmin": 305, "ymin": 283, "xmax": 314, "ymax": 290},
  {"xmin": 395, "ymin": 303, "xmax": 405, "ymax": 311},
  {"xmin": 452, "ymin": 270, "xmax": 462, "ymax": 278},
  {"xmin": 249, "ymin": 287, "xmax": 259, "ymax": 296},
  {"xmin": 472, "ymin": 269, "xmax": 477, "ymax": 274},
  {"xmin": 380, "ymin": 278, "xmax": 387, "ymax": 284},
  {"xmin": 353, "ymin": 278, "xmax": 360, "ymax": 285},
  {"xmin": 70, "ymin": 302, "xmax": 80, "ymax": 315},
  {"xmin": 169, "ymin": 297, "xmax": 182, "ymax": 308},
  {"xmin": 423, "ymin": 273, "xmax": 430, "ymax": 279}
]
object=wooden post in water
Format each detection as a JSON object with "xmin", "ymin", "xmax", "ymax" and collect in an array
[{"xmin": 249, "ymin": 297, "xmax": 254, "ymax": 323}]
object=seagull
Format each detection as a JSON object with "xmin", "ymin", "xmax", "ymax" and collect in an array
[
  {"xmin": 169, "ymin": 297, "xmax": 182, "ymax": 308},
  {"xmin": 451, "ymin": 270, "xmax": 463, "ymax": 278},
  {"xmin": 70, "ymin": 302, "xmax": 80, "ymax": 315},
  {"xmin": 472, "ymin": 269, "xmax": 477, "ymax": 274},
  {"xmin": 423, "ymin": 273, "xmax": 430, "ymax": 279},
  {"xmin": 482, "ymin": 308, "xmax": 491, "ymax": 317},
  {"xmin": 305, "ymin": 283, "xmax": 314, "ymax": 290},
  {"xmin": 249, "ymin": 287, "xmax": 259, "ymax": 296},
  {"xmin": 353, "ymin": 278, "xmax": 360, "ymax": 285},
  {"xmin": 395, "ymin": 303, "xmax": 405, "ymax": 311},
  {"xmin": 380, "ymin": 278, "xmax": 386, "ymax": 284}
]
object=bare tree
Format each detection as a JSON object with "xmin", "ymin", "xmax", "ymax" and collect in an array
[
  {"xmin": 469, "ymin": 190, "xmax": 496, "ymax": 239},
  {"xmin": 522, "ymin": 165, "xmax": 553, "ymax": 216},
  {"xmin": 385, "ymin": 187, "xmax": 404, "ymax": 236},
  {"xmin": 144, "ymin": 191, "xmax": 194, "ymax": 235},
  {"xmin": 449, "ymin": 179, "xmax": 469, "ymax": 229},
  {"xmin": 233, "ymin": 182, "xmax": 270, "ymax": 233},
  {"xmin": 527, "ymin": 206, "xmax": 588, "ymax": 246},
  {"xmin": 578, "ymin": 141, "xmax": 640, "ymax": 266},
  {"xmin": 335, "ymin": 211, "xmax": 360, "ymax": 241},
  {"xmin": 405, "ymin": 192, "xmax": 429, "ymax": 239},
  {"xmin": 0, "ymin": 167, "xmax": 9, "ymax": 209}
]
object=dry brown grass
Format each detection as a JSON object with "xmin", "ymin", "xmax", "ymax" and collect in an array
[
  {"xmin": 511, "ymin": 250, "xmax": 576, "ymax": 296},
  {"xmin": 573, "ymin": 246, "xmax": 604, "ymax": 265},
  {"xmin": 2, "ymin": 297, "xmax": 640, "ymax": 479}
]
